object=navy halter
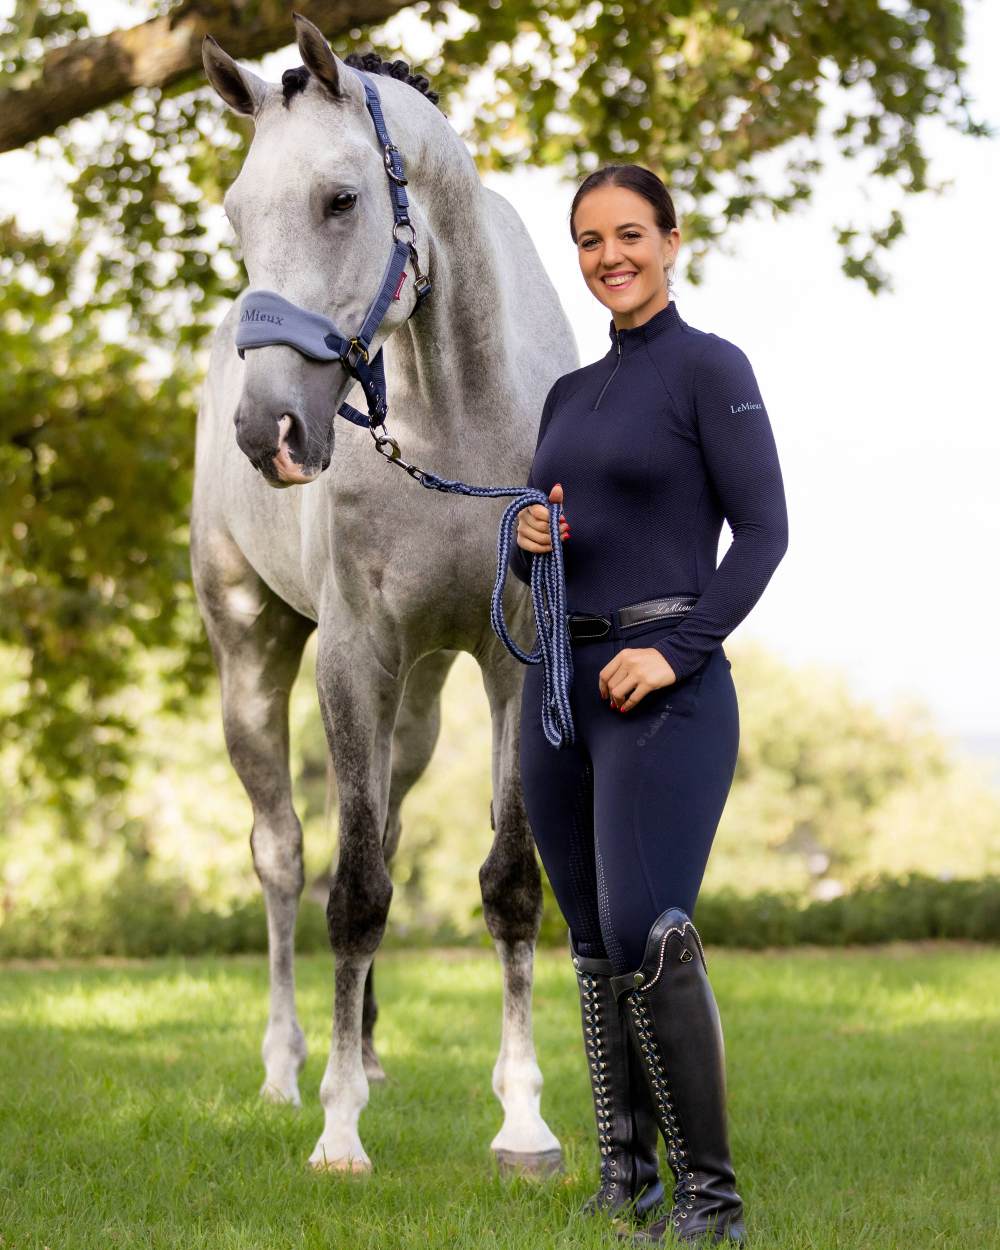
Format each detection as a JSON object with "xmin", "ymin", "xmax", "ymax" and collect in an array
[
  {"xmin": 232, "ymin": 65, "xmax": 576, "ymax": 749},
  {"xmin": 235, "ymin": 66, "xmax": 431, "ymax": 431}
]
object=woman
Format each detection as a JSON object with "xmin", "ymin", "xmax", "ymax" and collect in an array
[{"xmin": 508, "ymin": 165, "xmax": 788, "ymax": 1245}]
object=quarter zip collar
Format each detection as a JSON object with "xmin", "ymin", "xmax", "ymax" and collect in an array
[{"xmin": 607, "ymin": 298, "xmax": 681, "ymax": 355}]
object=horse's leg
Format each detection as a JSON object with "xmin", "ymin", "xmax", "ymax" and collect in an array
[
  {"xmin": 191, "ymin": 524, "xmax": 316, "ymax": 1105},
  {"xmin": 308, "ymin": 621, "xmax": 407, "ymax": 1173},
  {"xmin": 479, "ymin": 654, "xmax": 563, "ymax": 1177},
  {"xmin": 360, "ymin": 649, "xmax": 460, "ymax": 1083}
]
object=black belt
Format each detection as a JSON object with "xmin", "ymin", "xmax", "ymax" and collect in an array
[{"xmin": 550, "ymin": 594, "xmax": 698, "ymax": 643}]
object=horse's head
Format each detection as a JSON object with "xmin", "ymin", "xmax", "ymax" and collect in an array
[{"xmin": 203, "ymin": 15, "xmax": 430, "ymax": 487}]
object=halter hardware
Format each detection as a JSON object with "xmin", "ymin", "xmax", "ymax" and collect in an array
[
  {"xmin": 383, "ymin": 143, "xmax": 408, "ymax": 185},
  {"xmin": 235, "ymin": 66, "xmax": 432, "ymax": 437}
]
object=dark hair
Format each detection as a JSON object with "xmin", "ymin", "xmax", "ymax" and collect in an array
[{"xmin": 569, "ymin": 164, "xmax": 677, "ymax": 243}]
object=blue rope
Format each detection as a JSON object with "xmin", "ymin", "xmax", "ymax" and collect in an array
[{"xmin": 398, "ymin": 467, "xmax": 575, "ymax": 748}]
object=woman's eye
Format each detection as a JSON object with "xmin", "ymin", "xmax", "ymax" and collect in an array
[
  {"xmin": 325, "ymin": 192, "xmax": 358, "ymax": 216},
  {"xmin": 623, "ymin": 231, "xmax": 641, "ymax": 240}
]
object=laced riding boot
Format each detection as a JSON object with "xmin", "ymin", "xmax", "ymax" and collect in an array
[
  {"xmin": 572, "ymin": 938, "xmax": 665, "ymax": 1220},
  {"xmin": 610, "ymin": 908, "xmax": 747, "ymax": 1245}
]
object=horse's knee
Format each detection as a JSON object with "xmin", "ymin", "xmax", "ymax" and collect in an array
[
  {"xmin": 250, "ymin": 817, "xmax": 305, "ymax": 898},
  {"xmin": 326, "ymin": 858, "xmax": 393, "ymax": 957},
  {"xmin": 479, "ymin": 836, "xmax": 542, "ymax": 944}
]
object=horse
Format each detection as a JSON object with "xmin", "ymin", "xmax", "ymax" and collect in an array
[{"xmin": 192, "ymin": 13, "xmax": 578, "ymax": 1175}]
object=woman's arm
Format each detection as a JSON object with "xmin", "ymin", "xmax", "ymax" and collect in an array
[
  {"xmin": 507, "ymin": 377, "xmax": 564, "ymax": 585},
  {"xmin": 651, "ymin": 340, "xmax": 789, "ymax": 679}
]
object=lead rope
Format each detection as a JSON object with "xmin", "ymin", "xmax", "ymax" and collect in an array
[{"xmin": 365, "ymin": 420, "xmax": 575, "ymax": 747}]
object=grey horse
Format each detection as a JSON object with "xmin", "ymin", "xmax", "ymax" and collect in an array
[{"xmin": 192, "ymin": 14, "xmax": 578, "ymax": 1173}]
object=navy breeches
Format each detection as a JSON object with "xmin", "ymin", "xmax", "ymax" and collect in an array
[{"xmin": 519, "ymin": 614, "xmax": 739, "ymax": 975}]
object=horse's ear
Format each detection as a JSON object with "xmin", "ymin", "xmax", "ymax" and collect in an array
[
  {"xmin": 202, "ymin": 35, "xmax": 268, "ymax": 117},
  {"xmin": 292, "ymin": 12, "xmax": 346, "ymax": 99}
]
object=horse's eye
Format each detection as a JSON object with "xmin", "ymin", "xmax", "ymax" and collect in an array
[{"xmin": 325, "ymin": 191, "xmax": 357, "ymax": 216}]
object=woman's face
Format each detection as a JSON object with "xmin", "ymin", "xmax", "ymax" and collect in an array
[{"xmin": 573, "ymin": 184, "xmax": 680, "ymax": 329}]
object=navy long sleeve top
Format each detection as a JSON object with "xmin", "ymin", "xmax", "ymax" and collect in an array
[{"xmin": 508, "ymin": 299, "xmax": 788, "ymax": 680}]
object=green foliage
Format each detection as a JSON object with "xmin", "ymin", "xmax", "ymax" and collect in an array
[
  {"xmin": 411, "ymin": 0, "xmax": 991, "ymax": 283},
  {"xmin": 694, "ymin": 871, "xmax": 1000, "ymax": 948},
  {"xmin": 0, "ymin": 217, "xmax": 217, "ymax": 827},
  {"xmin": 0, "ymin": 858, "xmax": 997, "ymax": 958},
  {"xmin": 2, "ymin": 640, "xmax": 998, "ymax": 958}
]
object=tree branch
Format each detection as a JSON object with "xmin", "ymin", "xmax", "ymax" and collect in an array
[{"xmin": 0, "ymin": 0, "xmax": 416, "ymax": 153}]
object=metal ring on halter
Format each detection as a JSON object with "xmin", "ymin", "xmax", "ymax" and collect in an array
[
  {"xmin": 345, "ymin": 337, "xmax": 369, "ymax": 368},
  {"xmin": 392, "ymin": 219, "xmax": 417, "ymax": 244}
]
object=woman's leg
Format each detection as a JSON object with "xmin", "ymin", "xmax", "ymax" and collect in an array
[
  {"xmin": 518, "ymin": 657, "xmax": 663, "ymax": 1218},
  {"xmin": 518, "ymin": 660, "xmax": 606, "ymax": 956},
  {"xmin": 582, "ymin": 641, "xmax": 745, "ymax": 1243},
  {"xmin": 590, "ymin": 645, "xmax": 739, "ymax": 973}
]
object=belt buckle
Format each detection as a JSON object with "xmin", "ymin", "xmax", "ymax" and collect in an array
[{"xmin": 568, "ymin": 613, "xmax": 611, "ymax": 641}]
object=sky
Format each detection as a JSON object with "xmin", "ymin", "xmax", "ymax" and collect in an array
[{"xmin": 2, "ymin": 0, "xmax": 998, "ymax": 742}]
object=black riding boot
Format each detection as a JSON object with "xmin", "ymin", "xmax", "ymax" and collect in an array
[
  {"xmin": 610, "ymin": 908, "xmax": 747, "ymax": 1245},
  {"xmin": 572, "ymin": 938, "xmax": 665, "ymax": 1220}
]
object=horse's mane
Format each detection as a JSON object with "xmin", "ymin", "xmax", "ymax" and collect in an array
[{"xmin": 281, "ymin": 50, "xmax": 442, "ymax": 111}]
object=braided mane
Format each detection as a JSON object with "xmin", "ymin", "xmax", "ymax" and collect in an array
[{"xmin": 281, "ymin": 48, "xmax": 442, "ymax": 110}]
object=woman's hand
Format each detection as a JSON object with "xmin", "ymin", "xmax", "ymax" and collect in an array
[
  {"xmin": 516, "ymin": 482, "xmax": 570, "ymax": 553},
  {"xmin": 599, "ymin": 648, "xmax": 677, "ymax": 712}
]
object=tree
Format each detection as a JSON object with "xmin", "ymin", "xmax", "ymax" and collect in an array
[{"xmin": 0, "ymin": 0, "xmax": 992, "ymax": 828}]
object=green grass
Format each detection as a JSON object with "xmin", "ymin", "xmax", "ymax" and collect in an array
[{"xmin": 1, "ymin": 944, "xmax": 997, "ymax": 1249}]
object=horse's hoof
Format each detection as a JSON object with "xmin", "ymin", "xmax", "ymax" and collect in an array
[
  {"xmin": 308, "ymin": 1154, "xmax": 372, "ymax": 1176},
  {"xmin": 259, "ymin": 1080, "xmax": 301, "ymax": 1107},
  {"xmin": 492, "ymin": 1146, "xmax": 564, "ymax": 1178}
]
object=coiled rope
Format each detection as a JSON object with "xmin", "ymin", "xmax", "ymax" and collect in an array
[{"xmin": 376, "ymin": 455, "xmax": 575, "ymax": 748}]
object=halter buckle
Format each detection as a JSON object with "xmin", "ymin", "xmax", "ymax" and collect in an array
[
  {"xmin": 383, "ymin": 143, "xmax": 408, "ymax": 185},
  {"xmin": 345, "ymin": 338, "xmax": 369, "ymax": 369}
]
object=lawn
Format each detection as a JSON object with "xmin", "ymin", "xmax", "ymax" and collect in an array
[{"xmin": 1, "ymin": 943, "xmax": 997, "ymax": 1249}]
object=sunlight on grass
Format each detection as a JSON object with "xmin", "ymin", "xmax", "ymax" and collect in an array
[{"xmin": 2, "ymin": 945, "xmax": 997, "ymax": 1249}]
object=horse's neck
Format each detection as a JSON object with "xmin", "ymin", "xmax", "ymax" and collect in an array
[{"xmin": 386, "ymin": 141, "xmax": 517, "ymax": 441}]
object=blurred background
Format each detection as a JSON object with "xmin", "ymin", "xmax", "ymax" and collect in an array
[{"xmin": 1, "ymin": 0, "xmax": 998, "ymax": 957}]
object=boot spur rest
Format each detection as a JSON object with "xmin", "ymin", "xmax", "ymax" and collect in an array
[
  {"xmin": 571, "ymin": 938, "xmax": 665, "ymax": 1220},
  {"xmin": 610, "ymin": 909, "xmax": 747, "ymax": 1245}
]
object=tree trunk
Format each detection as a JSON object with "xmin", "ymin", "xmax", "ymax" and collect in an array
[{"xmin": 0, "ymin": 0, "xmax": 416, "ymax": 153}]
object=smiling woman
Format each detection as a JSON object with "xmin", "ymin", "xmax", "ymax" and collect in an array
[{"xmin": 509, "ymin": 165, "xmax": 789, "ymax": 1242}]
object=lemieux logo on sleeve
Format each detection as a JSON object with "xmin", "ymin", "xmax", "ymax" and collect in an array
[{"xmin": 729, "ymin": 400, "xmax": 763, "ymax": 413}]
